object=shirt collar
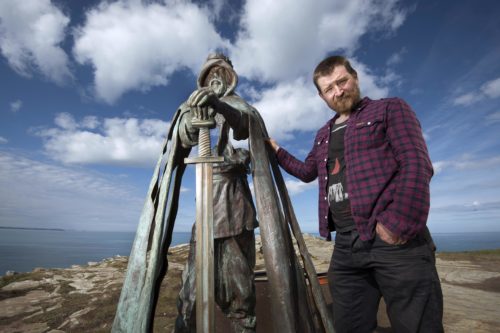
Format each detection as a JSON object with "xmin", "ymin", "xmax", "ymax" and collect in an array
[{"xmin": 353, "ymin": 96, "xmax": 371, "ymax": 114}]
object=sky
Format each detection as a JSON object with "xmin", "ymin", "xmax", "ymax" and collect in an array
[{"xmin": 1, "ymin": 0, "xmax": 500, "ymax": 235}]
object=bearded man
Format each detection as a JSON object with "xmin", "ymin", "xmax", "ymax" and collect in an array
[{"xmin": 268, "ymin": 55, "xmax": 444, "ymax": 333}]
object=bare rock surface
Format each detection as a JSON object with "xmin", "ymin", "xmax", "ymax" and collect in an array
[
  {"xmin": 1, "ymin": 235, "xmax": 499, "ymax": 332},
  {"xmin": 436, "ymin": 255, "xmax": 500, "ymax": 332}
]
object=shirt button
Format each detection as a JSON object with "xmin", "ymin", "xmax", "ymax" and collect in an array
[
  {"xmin": 324, "ymin": 158, "xmax": 327, "ymax": 161},
  {"xmin": 324, "ymin": 177, "xmax": 327, "ymax": 180},
  {"xmin": 326, "ymin": 140, "xmax": 329, "ymax": 143},
  {"xmin": 325, "ymin": 216, "xmax": 328, "ymax": 219},
  {"xmin": 324, "ymin": 196, "xmax": 327, "ymax": 200},
  {"xmin": 367, "ymin": 121, "xmax": 371, "ymax": 125}
]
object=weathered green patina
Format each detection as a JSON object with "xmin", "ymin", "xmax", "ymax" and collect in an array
[{"xmin": 112, "ymin": 54, "xmax": 334, "ymax": 333}]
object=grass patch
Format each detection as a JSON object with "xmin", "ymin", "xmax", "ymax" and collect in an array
[
  {"xmin": 57, "ymin": 281, "xmax": 76, "ymax": 295},
  {"xmin": 105, "ymin": 259, "xmax": 129, "ymax": 270},
  {"xmin": 76, "ymin": 290, "xmax": 121, "ymax": 332},
  {"xmin": 24, "ymin": 283, "xmax": 89, "ymax": 329},
  {"xmin": 153, "ymin": 268, "xmax": 183, "ymax": 333},
  {"xmin": 0, "ymin": 288, "xmax": 29, "ymax": 301},
  {"xmin": 437, "ymin": 249, "xmax": 500, "ymax": 273},
  {"xmin": 437, "ymin": 248, "xmax": 500, "ymax": 261},
  {"xmin": 0, "ymin": 271, "xmax": 47, "ymax": 289},
  {"xmin": 0, "ymin": 310, "xmax": 40, "ymax": 328}
]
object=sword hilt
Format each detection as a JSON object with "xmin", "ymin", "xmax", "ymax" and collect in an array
[
  {"xmin": 191, "ymin": 106, "xmax": 215, "ymax": 158},
  {"xmin": 197, "ymin": 128, "xmax": 211, "ymax": 158}
]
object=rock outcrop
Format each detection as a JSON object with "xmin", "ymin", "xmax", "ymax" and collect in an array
[{"xmin": 1, "ymin": 234, "xmax": 499, "ymax": 332}]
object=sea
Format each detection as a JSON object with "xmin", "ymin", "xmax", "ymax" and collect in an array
[{"xmin": 1, "ymin": 229, "xmax": 500, "ymax": 275}]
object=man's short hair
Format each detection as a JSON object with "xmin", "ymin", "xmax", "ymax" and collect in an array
[{"xmin": 313, "ymin": 55, "xmax": 357, "ymax": 92}]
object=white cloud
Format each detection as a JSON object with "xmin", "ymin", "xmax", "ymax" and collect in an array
[
  {"xmin": 351, "ymin": 60, "xmax": 390, "ymax": 99},
  {"xmin": 486, "ymin": 111, "xmax": 500, "ymax": 124},
  {"xmin": 231, "ymin": 0, "xmax": 408, "ymax": 82},
  {"xmin": 35, "ymin": 113, "xmax": 169, "ymax": 167},
  {"xmin": 73, "ymin": 0, "xmax": 229, "ymax": 103},
  {"xmin": 386, "ymin": 53, "xmax": 402, "ymax": 66},
  {"xmin": 433, "ymin": 155, "xmax": 500, "ymax": 175},
  {"xmin": 386, "ymin": 48, "xmax": 406, "ymax": 66},
  {"xmin": 431, "ymin": 201, "xmax": 500, "ymax": 214},
  {"xmin": 432, "ymin": 161, "xmax": 446, "ymax": 175},
  {"xmin": 10, "ymin": 99, "xmax": 23, "ymax": 113},
  {"xmin": 481, "ymin": 77, "xmax": 500, "ymax": 99},
  {"xmin": 251, "ymin": 77, "xmax": 330, "ymax": 141},
  {"xmin": 453, "ymin": 76, "xmax": 500, "ymax": 106},
  {"xmin": 453, "ymin": 155, "xmax": 500, "ymax": 171},
  {"xmin": 0, "ymin": 0, "xmax": 72, "ymax": 84},
  {"xmin": 208, "ymin": 0, "xmax": 226, "ymax": 19},
  {"xmin": 54, "ymin": 112, "xmax": 78, "ymax": 130},
  {"xmin": 452, "ymin": 92, "xmax": 481, "ymax": 106},
  {"xmin": 248, "ymin": 178, "xmax": 315, "ymax": 198},
  {"xmin": 81, "ymin": 115, "xmax": 99, "ymax": 129},
  {"xmin": 0, "ymin": 151, "xmax": 142, "ymax": 231},
  {"xmin": 285, "ymin": 178, "xmax": 317, "ymax": 195},
  {"xmin": 0, "ymin": 136, "xmax": 8, "ymax": 144}
]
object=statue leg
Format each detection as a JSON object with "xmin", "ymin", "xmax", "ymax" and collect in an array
[
  {"xmin": 174, "ymin": 226, "xmax": 197, "ymax": 333},
  {"xmin": 215, "ymin": 229, "xmax": 256, "ymax": 333}
]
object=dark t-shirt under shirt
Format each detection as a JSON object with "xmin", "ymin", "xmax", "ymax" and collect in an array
[{"xmin": 327, "ymin": 121, "xmax": 355, "ymax": 232}]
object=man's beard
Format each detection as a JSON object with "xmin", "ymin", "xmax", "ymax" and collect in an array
[{"xmin": 332, "ymin": 84, "xmax": 361, "ymax": 114}]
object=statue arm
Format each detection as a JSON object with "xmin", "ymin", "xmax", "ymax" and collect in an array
[
  {"xmin": 177, "ymin": 106, "xmax": 199, "ymax": 148},
  {"xmin": 187, "ymin": 88, "xmax": 250, "ymax": 140},
  {"xmin": 215, "ymin": 98, "xmax": 250, "ymax": 140}
]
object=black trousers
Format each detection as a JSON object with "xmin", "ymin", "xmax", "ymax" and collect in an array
[{"xmin": 328, "ymin": 229, "xmax": 444, "ymax": 333}]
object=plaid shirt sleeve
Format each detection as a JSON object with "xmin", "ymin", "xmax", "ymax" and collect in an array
[
  {"xmin": 276, "ymin": 139, "xmax": 320, "ymax": 183},
  {"xmin": 375, "ymin": 98, "xmax": 433, "ymax": 240}
]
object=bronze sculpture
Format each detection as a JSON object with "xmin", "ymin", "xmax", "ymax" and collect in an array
[
  {"xmin": 175, "ymin": 54, "xmax": 258, "ymax": 332},
  {"xmin": 112, "ymin": 54, "xmax": 333, "ymax": 333}
]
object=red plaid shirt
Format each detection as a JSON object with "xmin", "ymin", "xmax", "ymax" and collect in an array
[{"xmin": 276, "ymin": 97, "xmax": 433, "ymax": 241}]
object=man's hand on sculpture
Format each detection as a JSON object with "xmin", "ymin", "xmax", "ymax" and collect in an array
[
  {"xmin": 265, "ymin": 138, "xmax": 280, "ymax": 153},
  {"xmin": 376, "ymin": 222, "xmax": 407, "ymax": 245}
]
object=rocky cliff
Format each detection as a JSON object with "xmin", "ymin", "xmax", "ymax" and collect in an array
[{"xmin": 1, "ymin": 234, "xmax": 499, "ymax": 332}]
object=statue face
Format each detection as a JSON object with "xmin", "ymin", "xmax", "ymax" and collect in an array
[{"xmin": 209, "ymin": 74, "xmax": 227, "ymax": 97}]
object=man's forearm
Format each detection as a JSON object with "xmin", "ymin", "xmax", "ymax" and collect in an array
[{"xmin": 276, "ymin": 148, "xmax": 318, "ymax": 182}]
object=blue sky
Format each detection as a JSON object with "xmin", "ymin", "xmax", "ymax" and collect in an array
[{"xmin": 1, "ymin": 0, "xmax": 499, "ymax": 234}]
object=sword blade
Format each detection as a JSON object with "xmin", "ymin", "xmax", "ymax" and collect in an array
[{"xmin": 195, "ymin": 162, "xmax": 215, "ymax": 333}]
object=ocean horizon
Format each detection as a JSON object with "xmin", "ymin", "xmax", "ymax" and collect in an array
[{"xmin": 1, "ymin": 229, "xmax": 500, "ymax": 275}]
